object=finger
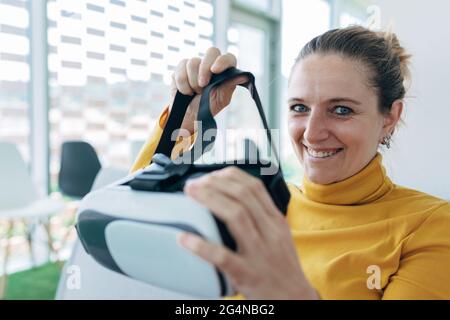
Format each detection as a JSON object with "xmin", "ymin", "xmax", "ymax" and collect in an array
[
  {"xmin": 177, "ymin": 232, "xmax": 249, "ymax": 280},
  {"xmin": 209, "ymin": 168, "xmax": 278, "ymax": 236},
  {"xmin": 198, "ymin": 47, "xmax": 221, "ymax": 87},
  {"xmin": 226, "ymin": 75, "xmax": 250, "ymax": 88},
  {"xmin": 209, "ymin": 74, "xmax": 249, "ymax": 116},
  {"xmin": 184, "ymin": 178, "xmax": 261, "ymax": 251},
  {"xmin": 186, "ymin": 57, "xmax": 202, "ymax": 94},
  {"xmin": 210, "ymin": 53, "xmax": 237, "ymax": 73},
  {"xmin": 174, "ymin": 59, "xmax": 194, "ymax": 95},
  {"xmin": 222, "ymin": 167, "xmax": 281, "ymax": 219}
]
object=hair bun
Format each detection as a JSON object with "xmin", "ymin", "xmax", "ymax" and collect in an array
[{"xmin": 379, "ymin": 30, "xmax": 412, "ymax": 89}]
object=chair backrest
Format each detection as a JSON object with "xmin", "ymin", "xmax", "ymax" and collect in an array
[
  {"xmin": 58, "ymin": 141, "xmax": 101, "ymax": 198},
  {"xmin": 0, "ymin": 141, "xmax": 38, "ymax": 210},
  {"xmin": 91, "ymin": 166, "xmax": 128, "ymax": 191}
]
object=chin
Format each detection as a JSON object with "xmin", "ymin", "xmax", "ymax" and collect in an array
[{"xmin": 305, "ymin": 171, "xmax": 338, "ymax": 185}]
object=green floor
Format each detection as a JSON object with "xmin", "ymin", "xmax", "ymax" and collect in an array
[{"xmin": 4, "ymin": 262, "xmax": 61, "ymax": 300}]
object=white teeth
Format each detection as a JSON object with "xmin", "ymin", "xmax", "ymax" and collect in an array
[{"xmin": 306, "ymin": 147, "xmax": 341, "ymax": 158}]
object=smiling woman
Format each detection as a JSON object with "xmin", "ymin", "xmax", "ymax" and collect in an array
[
  {"xmin": 131, "ymin": 26, "xmax": 450, "ymax": 300},
  {"xmin": 288, "ymin": 54, "xmax": 394, "ymax": 184},
  {"xmin": 288, "ymin": 26, "xmax": 407, "ymax": 185}
]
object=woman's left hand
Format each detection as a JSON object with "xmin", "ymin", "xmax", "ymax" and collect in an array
[{"xmin": 179, "ymin": 166, "xmax": 319, "ymax": 300}]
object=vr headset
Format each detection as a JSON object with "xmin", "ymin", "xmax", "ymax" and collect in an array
[{"xmin": 76, "ymin": 67, "xmax": 291, "ymax": 298}]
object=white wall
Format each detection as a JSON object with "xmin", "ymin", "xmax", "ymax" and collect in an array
[{"xmin": 374, "ymin": 0, "xmax": 450, "ymax": 200}]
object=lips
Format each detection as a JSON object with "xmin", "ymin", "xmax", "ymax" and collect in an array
[{"xmin": 303, "ymin": 144, "xmax": 344, "ymax": 159}]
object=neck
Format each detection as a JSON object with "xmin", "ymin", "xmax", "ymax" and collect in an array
[{"xmin": 301, "ymin": 153, "xmax": 394, "ymax": 205}]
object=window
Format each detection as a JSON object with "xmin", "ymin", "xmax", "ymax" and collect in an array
[
  {"xmin": 337, "ymin": 0, "xmax": 368, "ymax": 27},
  {"xmin": 199, "ymin": 1, "xmax": 282, "ymax": 166},
  {"xmin": 0, "ymin": 0, "xmax": 30, "ymax": 161},
  {"xmin": 330, "ymin": 0, "xmax": 371, "ymax": 28},
  {"xmin": 233, "ymin": 0, "xmax": 273, "ymax": 12},
  {"xmin": 47, "ymin": 0, "xmax": 214, "ymax": 188},
  {"xmin": 280, "ymin": 0, "xmax": 331, "ymax": 183}
]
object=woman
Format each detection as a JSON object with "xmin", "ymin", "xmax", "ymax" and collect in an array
[{"xmin": 131, "ymin": 26, "xmax": 450, "ymax": 299}]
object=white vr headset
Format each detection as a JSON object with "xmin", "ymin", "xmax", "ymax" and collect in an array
[{"xmin": 76, "ymin": 68, "xmax": 291, "ymax": 298}]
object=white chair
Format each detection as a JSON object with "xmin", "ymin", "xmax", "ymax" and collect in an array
[
  {"xmin": 56, "ymin": 166, "xmax": 199, "ymax": 299},
  {"xmin": 0, "ymin": 141, "xmax": 65, "ymax": 298}
]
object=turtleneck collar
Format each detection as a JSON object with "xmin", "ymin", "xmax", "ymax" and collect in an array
[{"xmin": 300, "ymin": 153, "xmax": 394, "ymax": 205}]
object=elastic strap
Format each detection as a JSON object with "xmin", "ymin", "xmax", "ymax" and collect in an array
[
  {"xmin": 154, "ymin": 93, "xmax": 195, "ymax": 157},
  {"xmin": 153, "ymin": 67, "xmax": 280, "ymax": 166}
]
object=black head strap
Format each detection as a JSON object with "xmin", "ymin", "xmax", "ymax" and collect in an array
[{"xmin": 154, "ymin": 67, "xmax": 280, "ymax": 166}]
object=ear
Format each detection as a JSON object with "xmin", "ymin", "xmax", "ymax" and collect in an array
[{"xmin": 380, "ymin": 99, "xmax": 403, "ymax": 140}]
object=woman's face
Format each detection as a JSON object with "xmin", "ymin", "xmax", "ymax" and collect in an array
[{"xmin": 287, "ymin": 53, "xmax": 387, "ymax": 185}]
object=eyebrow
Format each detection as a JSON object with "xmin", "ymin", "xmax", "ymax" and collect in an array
[{"xmin": 287, "ymin": 97, "xmax": 362, "ymax": 105}]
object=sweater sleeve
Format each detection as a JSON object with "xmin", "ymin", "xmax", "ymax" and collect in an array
[
  {"xmin": 129, "ymin": 105, "xmax": 196, "ymax": 174},
  {"xmin": 382, "ymin": 202, "xmax": 450, "ymax": 300}
]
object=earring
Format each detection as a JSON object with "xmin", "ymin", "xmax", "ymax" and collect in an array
[{"xmin": 381, "ymin": 134, "xmax": 392, "ymax": 149}]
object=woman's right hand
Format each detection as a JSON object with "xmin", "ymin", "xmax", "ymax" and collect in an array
[{"xmin": 169, "ymin": 47, "xmax": 248, "ymax": 135}]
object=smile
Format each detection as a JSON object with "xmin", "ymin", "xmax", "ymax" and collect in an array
[{"xmin": 304, "ymin": 145, "xmax": 344, "ymax": 159}]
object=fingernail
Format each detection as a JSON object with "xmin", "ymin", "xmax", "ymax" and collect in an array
[
  {"xmin": 183, "ymin": 179, "xmax": 197, "ymax": 194},
  {"xmin": 199, "ymin": 76, "xmax": 206, "ymax": 87},
  {"xmin": 178, "ymin": 233, "xmax": 196, "ymax": 250}
]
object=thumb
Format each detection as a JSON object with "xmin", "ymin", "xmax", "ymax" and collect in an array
[{"xmin": 228, "ymin": 75, "xmax": 249, "ymax": 87}]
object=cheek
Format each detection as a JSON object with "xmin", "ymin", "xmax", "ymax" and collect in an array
[
  {"xmin": 335, "ymin": 120, "xmax": 379, "ymax": 151},
  {"xmin": 287, "ymin": 117, "xmax": 305, "ymax": 142}
]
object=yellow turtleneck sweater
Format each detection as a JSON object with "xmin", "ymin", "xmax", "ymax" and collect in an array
[{"xmin": 131, "ymin": 106, "xmax": 450, "ymax": 300}]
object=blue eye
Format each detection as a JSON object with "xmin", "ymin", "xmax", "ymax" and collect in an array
[
  {"xmin": 290, "ymin": 104, "xmax": 310, "ymax": 113},
  {"xmin": 333, "ymin": 106, "xmax": 353, "ymax": 116}
]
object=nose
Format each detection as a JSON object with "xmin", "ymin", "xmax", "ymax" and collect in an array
[{"xmin": 303, "ymin": 109, "xmax": 330, "ymax": 145}]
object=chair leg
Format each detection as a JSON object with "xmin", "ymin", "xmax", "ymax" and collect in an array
[
  {"xmin": 0, "ymin": 220, "xmax": 14, "ymax": 299},
  {"xmin": 57, "ymin": 204, "xmax": 78, "ymax": 259},
  {"xmin": 22, "ymin": 219, "xmax": 36, "ymax": 268},
  {"xmin": 42, "ymin": 217, "xmax": 58, "ymax": 263}
]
